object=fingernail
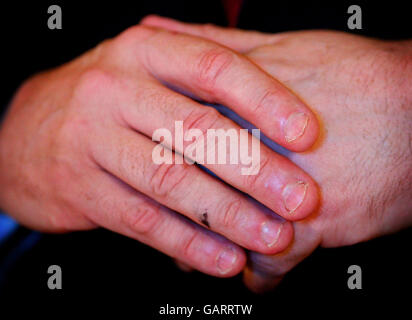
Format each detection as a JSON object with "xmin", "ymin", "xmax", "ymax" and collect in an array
[
  {"xmin": 284, "ymin": 112, "xmax": 309, "ymax": 142},
  {"xmin": 261, "ymin": 221, "xmax": 283, "ymax": 247},
  {"xmin": 282, "ymin": 181, "xmax": 308, "ymax": 214},
  {"xmin": 216, "ymin": 246, "xmax": 237, "ymax": 275}
]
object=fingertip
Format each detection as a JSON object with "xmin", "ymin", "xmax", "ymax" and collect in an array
[
  {"xmin": 243, "ymin": 267, "xmax": 284, "ymax": 293},
  {"xmin": 180, "ymin": 240, "xmax": 246, "ymax": 278},
  {"xmin": 283, "ymin": 110, "xmax": 320, "ymax": 152},
  {"xmin": 215, "ymin": 245, "xmax": 247, "ymax": 278},
  {"xmin": 271, "ymin": 221, "xmax": 294, "ymax": 253},
  {"xmin": 258, "ymin": 220, "xmax": 294, "ymax": 255},
  {"xmin": 281, "ymin": 178, "xmax": 320, "ymax": 221}
]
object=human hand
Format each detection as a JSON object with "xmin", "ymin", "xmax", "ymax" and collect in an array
[
  {"xmin": 142, "ymin": 16, "xmax": 412, "ymax": 290},
  {"xmin": 0, "ymin": 24, "xmax": 321, "ymax": 277}
]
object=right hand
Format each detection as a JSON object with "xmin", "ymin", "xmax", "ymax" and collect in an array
[
  {"xmin": 144, "ymin": 16, "xmax": 412, "ymax": 287},
  {"xmin": 0, "ymin": 24, "xmax": 319, "ymax": 276}
]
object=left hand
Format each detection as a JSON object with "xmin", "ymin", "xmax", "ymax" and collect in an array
[{"xmin": 142, "ymin": 16, "xmax": 412, "ymax": 292}]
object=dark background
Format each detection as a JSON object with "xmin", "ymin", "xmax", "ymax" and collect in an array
[{"xmin": 0, "ymin": 0, "xmax": 410, "ymax": 317}]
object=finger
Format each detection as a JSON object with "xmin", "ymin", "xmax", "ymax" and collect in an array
[
  {"xmin": 243, "ymin": 222, "xmax": 321, "ymax": 292},
  {"xmin": 80, "ymin": 168, "xmax": 246, "ymax": 277},
  {"xmin": 90, "ymin": 125, "xmax": 294, "ymax": 255},
  {"xmin": 140, "ymin": 15, "xmax": 282, "ymax": 52},
  {"xmin": 119, "ymin": 79, "xmax": 319, "ymax": 221},
  {"xmin": 118, "ymin": 25, "xmax": 319, "ymax": 152},
  {"xmin": 243, "ymin": 267, "xmax": 284, "ymax": 293},
  {"xmin": 174, "ymin": 259, "xmax": 194, "ymax": 273}
]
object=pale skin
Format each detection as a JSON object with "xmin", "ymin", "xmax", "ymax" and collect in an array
[
  {"xmin": 0, "ymin": 22, "xmax": 321, "ymax": 277},
  {"xmin": 142, "ymin": 16, "xmax": 412, "ymax": 292}
]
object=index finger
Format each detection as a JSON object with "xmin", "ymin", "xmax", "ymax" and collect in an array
[{"xmin": 120, "ymin": 25, "xmax": 319, "ymax": 152}]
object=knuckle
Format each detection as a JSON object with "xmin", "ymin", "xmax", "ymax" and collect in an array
[
  {"xmin": 221, "ymin": 198, "xmax": 243, "ymax": 228},
  {"xmin": 73, "ymin": 69, "xmax": 115, "ymax": 104},
  {"xmin": 196, "ymin": 48, "xmax": 234, "ymax": 91},
  {"xmin": 121, "ymin": 202, "xmax": 160, "ymax": 235},
  {"xmin": 149, "ymin": 162, "xmax": 190, "ymax": 198},
  {"xmin": 116, "ymin": 25, "xmax": 157, "ymax": 48},
  {"xmin": 59, "ymin": 107, "xmax": 92, "ymax": 145},
  {"xmin": 252, "ymin": 89, "xmax": 277, "ymax": 115},
  {"xmin": 243, "ymin": 154, "xmax": 270, "ymax": 190},
  {"xmin": 180, "ymin": 231, "xmax": 200, "ymax": 259},
  {"xmin": 201, "ymin": 23, "xmax": 219, "ymax": 37},
  {"xmin": 183, "ymin": 107, "xmax": 221, "ymax": 136}
]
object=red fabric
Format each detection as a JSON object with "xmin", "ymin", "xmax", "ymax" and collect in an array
[{"xmin": 222, "ymin": 0, "xmax": 243, "ymax": 27}]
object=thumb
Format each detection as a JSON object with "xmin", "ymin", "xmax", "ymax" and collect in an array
[
  {"xmin": 174, "ymin": 259, "xmax": 194, "ymax": 273},
  {"xmin": 140, "ymin": 15, "xmax": 283, "ymax": 52},
  {"xmin": 243, "ymin": 222, "xmax": 321, "ymax": 293}
]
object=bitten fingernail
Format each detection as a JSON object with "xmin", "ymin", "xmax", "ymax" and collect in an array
[
  {"xmin": 261, "ymin": 221, "xmax": 283, "ymax": 247},
  {"xmin": 216, "ymin": 246, "xmax": 237, "ymax": 274},
  {"xmin": 282, "ymin": 181, "xmax": 308, "ymax": 214},
  {"xmin": 284, "ymin": 112, "xmax": 309, "ymax": 142}
]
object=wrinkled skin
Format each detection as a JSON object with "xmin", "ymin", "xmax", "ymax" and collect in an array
[
  {"xmin": 0, "ymin": 24, "xmax": 326, "ymax": 277},
  {"xmin": 244, "ymin": 31, "xmax": 412, "ymax": 291},
  {"xmin": 142, "ymin": 16, "xmax": 412, "ymax": 292}
]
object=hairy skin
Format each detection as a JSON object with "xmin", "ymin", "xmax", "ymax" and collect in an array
[
  {"xmin": 242, "ymin": 32, "xmax": 412, "ymax": 291},
  {"xmin": 0, "ymin": 23, "xmax": 325, "ymax": 277},
  {"xmin": 142, "ymin": 16, "xmax": 412, "ymax": 291},
  {"xmin": 250, "ymin": 31, "xmax": 412, "ymax": 244}
]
